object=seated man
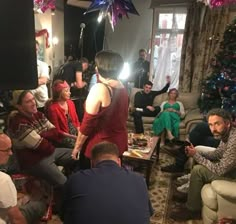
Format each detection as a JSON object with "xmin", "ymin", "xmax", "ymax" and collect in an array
[
  {"xmin": 170, "ymin": 108, "xmax": 236, "ymax": 221},
  {"xmin": 161, "ymin": 121, "xmax": 220, "ymax": 173},
  {"xmin": 0, "ymin": 133, "xmax": 46, "ymax": 223},
  {"xmin": 62, "ymin": 141, "xmax": 153, "ymax": 224},
  {"xmin": 132, "ymin": 79, "xmax": 170, "ymax": 134},
  {"xmin": 7, "ymin": 90, "xmax": 77, "ymax": 189}
]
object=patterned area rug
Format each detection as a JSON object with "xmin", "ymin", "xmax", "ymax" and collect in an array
[
  {"xmin": 46, "ymin": 152, "xmax": 203, "ymax": 224},
  {"xmin": 149, "ymin": 152, "xmax": 203, "ymax": 224}
]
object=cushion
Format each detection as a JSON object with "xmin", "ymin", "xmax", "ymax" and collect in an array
[
  {"xmin": 178, "ymin": 92, "xmax": 200, "ymax": 110},
  {"xmin": 201, "ymin": 184, "xmax": 218, "ymax": 210},
  {"xmin": 129, "ymin": 88, "xmax": 142, "ymax": 107}
]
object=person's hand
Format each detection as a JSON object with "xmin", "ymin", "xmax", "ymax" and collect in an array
[
  {"xmin": 185, "ymin": 144, "xmax": 196, "ymax": 157},
  {"xmin": 146, "ymin": 106, "xmax": 155, "ymax": 111},
  {"xmin": 71, "ymin": 148, "xmax": 80, "ymax": 160},
  {"xmin": 166, "ymin": 108, "xmax": 174, "ymax": 112},
  {"xmin": 166, "ymin": 75, "xmax": 171, "ymax": 83}
]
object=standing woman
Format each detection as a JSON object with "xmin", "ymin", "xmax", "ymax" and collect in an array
[
  {"xmin": 46, "ymin": 80, "xmax": 80, "ymax": 148},
  {"xmin": 72, "ymin": 51, "xmax": 128, "ymax": 168},
  {"xmin": 152, "ymin": 88, "xmax": 185, "ymax": 145}
]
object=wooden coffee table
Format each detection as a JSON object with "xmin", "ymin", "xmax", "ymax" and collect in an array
[{"xmin": 122, "ymin": 137, "xmax": 158, "ymax": 188}]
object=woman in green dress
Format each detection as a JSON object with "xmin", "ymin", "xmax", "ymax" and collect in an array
[{"xmin": 152, "ymin": 88, "xmax": 185, "ymax": 146}]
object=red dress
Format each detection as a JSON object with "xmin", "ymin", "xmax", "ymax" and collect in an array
[{"xmin": 80, "ymin": 87, "xmax": 128, "ymax": 158}]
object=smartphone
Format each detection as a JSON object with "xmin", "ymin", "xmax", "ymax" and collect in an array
[{"xmin": 184, "ymin": 141, "xmax": 191, "ymax": 147}]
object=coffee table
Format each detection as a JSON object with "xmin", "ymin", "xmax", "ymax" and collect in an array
[{"xmin": 122, "ymin": 135, "xmax": 158, "ymax": 188}]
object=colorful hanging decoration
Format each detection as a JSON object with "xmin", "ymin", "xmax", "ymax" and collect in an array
[
  {"xmin": 197, "ymin": 0, "xmax": 236, "ymax": 8},
  {"xmin": 34, "ymin": 0, "xmax": 56, "ymax": 13},
  {"xmin": 35, "ymin": 29, "xmax": 50, "ymax": 48},
  {"xmin": 85, "ymin": 0, "xmax": 139, "ymax": 30}
]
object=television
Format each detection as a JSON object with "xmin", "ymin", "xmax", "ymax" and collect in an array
[{"xmin": 0, "ymin": 0, "xmax": 38, "ymax": 90}]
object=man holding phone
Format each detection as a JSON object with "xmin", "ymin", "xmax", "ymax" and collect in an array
[
  {"xmin": 161, "ymin": 122, "xmax": 220, "ymax": 173},
  {"xmin": 170, "ymin": 108, "xmax": 236, "ymax": 221}
]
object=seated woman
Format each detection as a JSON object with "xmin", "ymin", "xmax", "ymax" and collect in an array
[
  {"xmin": 152, "ymin": 88, "xmax": 185, "ymax": 146},
  {"xmin": 46, "ymin": 80, "xmax": 80, "ymax": 148}
]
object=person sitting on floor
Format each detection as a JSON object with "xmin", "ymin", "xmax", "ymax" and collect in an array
[
  {"xmin": 7, "ymin": 90, "xmax": 77, "ymax": 189},
  {"xmin": 132, "ymin": 77, "xmax": 170, "ymax": 134},
  {"xmin": 62, "ymin": 141, "xmax": 153, "ymax": 224},
  {"xmin": 170, "ymin": 108, "xmax": 236, "ymax": 221},
  {"xmin": 45, "ymin": 80, "xmax": 80, "ymax": 148},
  {"xmin": 0, "ymin": 133, "xmax": 46, "ymax": 224},
  {"xmin": 152, "ymin": 88, "xmax": 185, "ymax": 147}
]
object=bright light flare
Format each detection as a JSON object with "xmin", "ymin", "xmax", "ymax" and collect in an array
[{"xmin": 119, "ymin": 62, "xmax": 130, "ymax": 80}]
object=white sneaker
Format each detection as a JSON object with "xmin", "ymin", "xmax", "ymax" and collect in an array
[
  {"xmin": 176, "ymin": 173, "xmax": 191, "ymax": 185},
  {"xmin": 177, "ymin": 181, "xmax": 190, "ymax": 194}
]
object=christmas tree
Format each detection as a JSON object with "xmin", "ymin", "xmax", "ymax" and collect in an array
[{"xmin": 199, "ymin": 17, "xmax": 236, "ymax": 115}]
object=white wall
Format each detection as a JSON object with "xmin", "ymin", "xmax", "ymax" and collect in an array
[
  {"xmin": 104, "ymin": 0, "xmax": 153, "ymax": 64},
  {"xmin": 34, "ymin": 0, "xmax": 64, "ymax": 75},
  {"xmin": 52, "ymin": 9, "xmax": 64, "ymax": 67}
]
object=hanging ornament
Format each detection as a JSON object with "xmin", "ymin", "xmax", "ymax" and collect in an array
[
  {"xmin": 86, "ymin": 0, "xmax": 139, "ymax": 30},
  {"xmin": 210, "ymin": 0, "xmax": 236, "ymax": 8},
  {"xmin": 34, "ymin": 0, "xmax": 56, "ymax": 13},
  {"xmin": 197, "ymin": 0, "xmax": 236, "ymax": 8}
]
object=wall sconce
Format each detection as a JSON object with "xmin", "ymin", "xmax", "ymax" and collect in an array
[{"xmin": 52, "ymin": 36, "xmax": 59, "ymax": 46}]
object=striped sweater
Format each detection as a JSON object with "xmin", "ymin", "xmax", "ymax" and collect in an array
[{"xmin": 8, "ymin": 111, "xmax": 61, "ymax": 169}]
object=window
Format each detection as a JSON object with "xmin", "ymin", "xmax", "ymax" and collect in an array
[{"xmin": 150, "ymin": 7, "xmax": 187, "ymax": 90}]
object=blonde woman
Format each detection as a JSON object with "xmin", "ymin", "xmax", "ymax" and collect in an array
[{"xmin": 152, "ymin": 88, "xmax": 185, "ymax": 145}]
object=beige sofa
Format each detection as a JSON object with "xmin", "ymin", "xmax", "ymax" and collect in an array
[
  {"xmin": 127, "ymin": 88, "xmax": 204, "ymax": 140},
  {"xmin": 201, "ymin": 180, "xmax": 236, "ymax": 224}
]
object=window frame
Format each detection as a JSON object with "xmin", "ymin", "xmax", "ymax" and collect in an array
[{"xmin": 150, "ymin": 6, "xmax": 187, "ymax": 79}]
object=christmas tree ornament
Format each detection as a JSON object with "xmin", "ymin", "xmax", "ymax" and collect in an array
[
  {"xmin": 210, "ymin": 0, "xmax": 236, "ymax": 8},
  {"xmin": 200, "ymin": 17, "xmax": 236, "ymax": 113},
  {"xmin": 34, "ymin": 0, "xmax": 56, "ymax": 13},
  {"xmin": 86, "ymin": 0, "xmax": 139, "ymax": 29}
]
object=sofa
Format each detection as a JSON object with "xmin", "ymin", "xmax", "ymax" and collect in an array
[
  {"xmin": 201, "ymin": 180, "xmax": 236, "ymax": 224},
  {"xmin": 127, "ymin": 88, "xmax": 204, "ymax": 140}
]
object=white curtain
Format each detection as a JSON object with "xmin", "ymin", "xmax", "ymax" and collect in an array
[{"xmin": 152, "ymin": 14, "xmax": 182, "ymax": 90}]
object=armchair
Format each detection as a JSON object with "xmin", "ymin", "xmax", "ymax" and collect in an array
[{"xmin": 201, "ymin": 180, "xmax": 236, "ymax": 224}]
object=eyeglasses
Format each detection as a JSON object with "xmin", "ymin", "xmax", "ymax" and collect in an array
[{"xmin": 0, "ymin": 148, "xmax": 12, "ymax": 153}]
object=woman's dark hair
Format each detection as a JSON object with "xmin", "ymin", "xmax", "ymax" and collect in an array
[{"xmin": 95, "ymin": 50, "xmax": 124, "ymax": 79}]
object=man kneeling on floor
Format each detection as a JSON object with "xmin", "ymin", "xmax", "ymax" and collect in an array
[
  {"xmin": 170, "ymin": 108, "xmax": 236, "ymax": 221},
  {"xmin": 62, "ymin": 141, "xmax": 153, "ymax": 224},
  {"xmin": 0, "ymin": 133, "xmax": 46, "ymax": 223}
]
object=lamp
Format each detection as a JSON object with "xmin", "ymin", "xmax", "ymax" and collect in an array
[{"xmin": 52, "ymin": 36, "xmax": 59, "ymax": 46}]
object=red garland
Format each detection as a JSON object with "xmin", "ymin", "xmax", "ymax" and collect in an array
[{"xmin": 35, "ymin": 29, "xmax": 50, "ymax": 48}]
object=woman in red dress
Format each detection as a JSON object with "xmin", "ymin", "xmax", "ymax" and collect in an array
[
  {"xmin": 46, "ymin": 80, "xmax": 80, "ymax": 148},
  {"xmin": 71, "ymin": 51, "xmax": 129, "ymax": 168}
]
